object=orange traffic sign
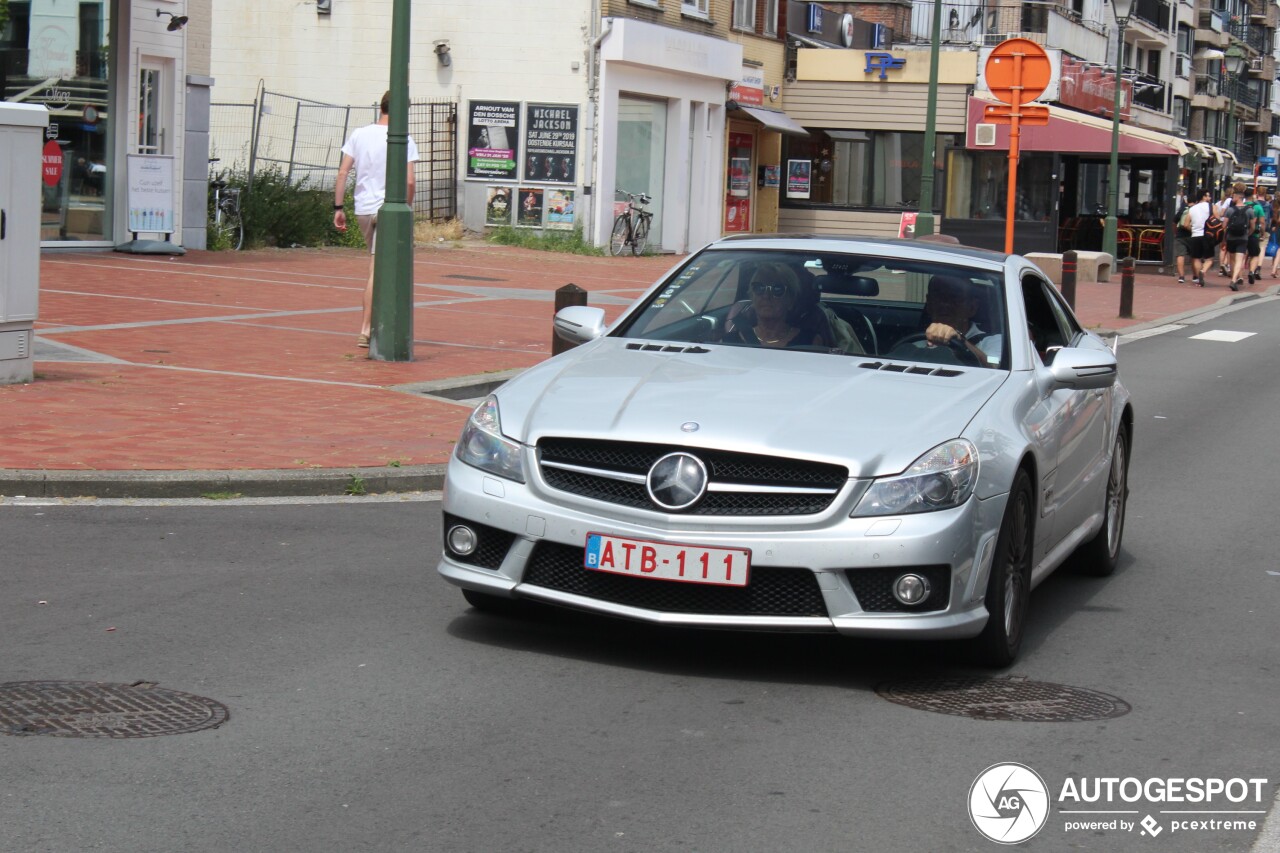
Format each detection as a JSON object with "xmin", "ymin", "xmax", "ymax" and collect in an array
[
  {"xmin": 983, "ymin": 103, "xmax": 1050, "ymax": 126},
  {"xmin": 985, "ymin": 38, "xmax": 1052, "ymax": 105}
]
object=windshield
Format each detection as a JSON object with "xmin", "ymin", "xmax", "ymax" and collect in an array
[{"xmin": 616, "ymin": 248, "xmax": 1009, "ymax": 370}]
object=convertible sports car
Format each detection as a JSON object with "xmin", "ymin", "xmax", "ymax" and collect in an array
[{"xmin": 437, "ymin": 235, "xmax": 1132, "ymax": 666}]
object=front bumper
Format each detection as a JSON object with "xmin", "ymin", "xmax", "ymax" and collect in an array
[{"xmin": 437, "ymin": 456, "xmax": 1008, "ymax": 640}]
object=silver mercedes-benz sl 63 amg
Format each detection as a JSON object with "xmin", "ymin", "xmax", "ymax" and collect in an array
[{"xmin": 437, "ymin": 235, "xmax": 1132, "ymax": 666}]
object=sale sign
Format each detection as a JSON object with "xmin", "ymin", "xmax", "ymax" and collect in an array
[{"xmin": 42, "ymin": 140, "xmax": 63, "ymax": 187}]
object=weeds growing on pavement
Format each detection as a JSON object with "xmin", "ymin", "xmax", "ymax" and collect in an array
[
  {"xmin": 201, "ymin": 492, "xmax": 242, "ymax": 500},
  {"xmin": 345, "ymin": 474, "xmax": 367, "ymax": 496},
  {"xmin": 486, "ymin": 226, "xmax": 605, "ymax": 256},
  {"xmin": 414, "ymin": 219, "xmax": 464, "ymax": 244}
]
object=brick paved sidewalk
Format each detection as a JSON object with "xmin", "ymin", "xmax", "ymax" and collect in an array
[{"xmin": 0, "ymin": 240, "xmax": 1266, "ymax": 492}]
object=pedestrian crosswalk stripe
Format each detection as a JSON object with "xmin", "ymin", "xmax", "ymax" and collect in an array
[{"xmin": 1188, "ymin": 330, "xmax": 1257, "ymax": 342}]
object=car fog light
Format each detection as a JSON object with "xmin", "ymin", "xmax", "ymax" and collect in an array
[
  {"xmin": 447, "ymin": 525, "xmax": 478, "ymax": 556},
  {"xmin": 893, "ymin": 573, "xmax": 931, "ymax": 606}
]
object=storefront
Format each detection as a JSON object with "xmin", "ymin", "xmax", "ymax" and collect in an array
[
  {"xmin": 593, "ymin": 18, "xmax": 741, "ymax": 253},
  {"xmin": 2, "ymin": 1, "xmax": 203, "ymax": 248},
  {"xmin": 777, "ymin": 47, "xmax": 974, "ymax": 239}
]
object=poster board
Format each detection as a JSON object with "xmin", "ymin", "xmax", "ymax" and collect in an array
[{"xmin": 126, "ymin": 154, "xmax": 176, "ymax": 234}]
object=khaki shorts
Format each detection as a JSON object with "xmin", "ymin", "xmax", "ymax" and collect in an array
[{"xmin": 357, "ymin": 213, "xmax": 378, "ymax": 254}]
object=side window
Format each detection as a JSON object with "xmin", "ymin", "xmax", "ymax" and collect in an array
[{"xmin": 1021, "ymin": 276, "xmax": 1072, "ymax": 364}]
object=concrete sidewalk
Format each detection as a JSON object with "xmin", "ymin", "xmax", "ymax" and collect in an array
[{"xmin": 0, "ymin": 241, "xmax": 1270, "ymax": 498}]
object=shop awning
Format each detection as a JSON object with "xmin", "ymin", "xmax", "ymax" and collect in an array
[
  {"xmin": 739, "ymin": 106, "xmax": 810, "ymax": 136},
  {"xmin": 966, "ymin": 97, "xmax": 1186, "ymax": 157}
]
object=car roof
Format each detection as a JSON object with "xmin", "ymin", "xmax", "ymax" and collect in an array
[{"xmin": 707, "ymin": 233, "xmax": 1011, "ymax": 269}]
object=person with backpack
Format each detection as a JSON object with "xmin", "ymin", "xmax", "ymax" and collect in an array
[
  {"xmin": 1173, "ymin": 191, "xmax": 1192, "ymax": 284},
  {"xmin": 1223, "ymin": 182, "xmax": 1254, "ymax": 291},
  {"xmin": 1185, "ymin": 187, "xmax": 1219, "ymax": 288},
  {"xmin": 1247, "ymin": 187, "xmax": 1269, "ymax": 284}
]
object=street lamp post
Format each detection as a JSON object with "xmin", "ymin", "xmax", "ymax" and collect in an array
[
  {"xmin": 916, "ymin": 0, "xmax": 944, "ymax": 238},
  {"xmin": 1102, "ymin": 0, "xmax": 1135, "ymax": 261},
  {"xmin": 1224, "ymin": 45, "xmax": 1247, "ymax": 170}
]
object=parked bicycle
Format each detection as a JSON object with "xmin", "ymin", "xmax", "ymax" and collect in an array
[
  {"xmin": 610, "ymin": 190, "xmax": 652, "ymax": 256},
  {"xmin": 208, "ymin": 158, "xmax": 244, "ymax": 251}
]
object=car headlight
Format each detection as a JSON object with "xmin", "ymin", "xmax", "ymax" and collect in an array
[
  {"xmin": 852, "ymin": 439, "xmax": 978, "ymax": 517},
  {"xmin": 455, "ymin": 396, "xmax": 525, "ymax": 483}
]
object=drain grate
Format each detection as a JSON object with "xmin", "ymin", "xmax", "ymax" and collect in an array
[
  {"xmin": 876, "ymin": 675, "xmax": 1130, "ymax": 722},
  {"xmin": 0, "ymin": 681, "xmax": 229, "ymax": 738}
]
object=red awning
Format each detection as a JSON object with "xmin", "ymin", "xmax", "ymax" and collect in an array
[{"xmin": 965, "ymin": 97, "xmax": 1182, "ymax": 157}]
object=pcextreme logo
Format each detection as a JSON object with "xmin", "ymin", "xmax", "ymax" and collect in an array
[
  {"xmin": 969, "ymin": 763, "xmax": 1051, "ymax": 844},
  {"xmin": 969, "ymin": 764, "xmax": 1271, "ymax": 845}
]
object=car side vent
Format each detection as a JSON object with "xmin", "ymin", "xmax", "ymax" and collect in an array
[
  {"xmin": 626, "ymin": 343, "xmax": 710, "ymax": 354},
  {"xmin": 858, "ymin": 361, "xmax": 962, "ymax": 378}
]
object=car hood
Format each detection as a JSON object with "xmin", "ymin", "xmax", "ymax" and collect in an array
[{"xmin": 496, "ymin": 339, "xmax": 1008, "ymax": 477}]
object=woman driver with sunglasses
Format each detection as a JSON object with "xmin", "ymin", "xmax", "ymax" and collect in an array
[{"xmin": 722, "ymin": 262, "xmax": 822, "ymax": 349}]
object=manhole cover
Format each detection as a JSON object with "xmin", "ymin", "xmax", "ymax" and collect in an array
[
  {"xmin": 0, "ymin": 681, "xmax": 229, "ymax": 738},
  {"xmin": 876, "ymin": 676, "xmax": 1130, "ymax": 722}
]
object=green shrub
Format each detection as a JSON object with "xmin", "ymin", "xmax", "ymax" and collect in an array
[
  {"xmin": 486, "ymin": 225, "xmax": 604, "ymax": 256},
  {"xmin": 206, "ymin": 166, "xmax": 365, "ymax": 250}
]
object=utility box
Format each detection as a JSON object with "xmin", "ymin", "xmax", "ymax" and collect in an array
[{"xmin": 0, "ymin": 102, "xmax": 47, "ymax": 385}]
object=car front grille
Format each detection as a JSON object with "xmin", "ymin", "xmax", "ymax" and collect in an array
[
  {"xmin": 845, "ymin": 566, "xmax": 951, "ymax": 612},
  {"xmin": 537, "ymin": 438, "xmax": 847, "ymax": 516},
  {"xmin": 522, "ymin": 541, "xmax": 829, "ymax": 617},
  {"xmin": 443, "ymin": 513, "xmax": 516, "ymax": 570}
]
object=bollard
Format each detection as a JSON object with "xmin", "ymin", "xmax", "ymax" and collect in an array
[
  {"xmin": 1061, "ymin": 250, "xmax": 1078, "ymax": 310},
  {"xmin": 1119, "ymin": 257, "xmax": 1135, "ymax": 319},
  {"xmin": 552, "ymin": 283, "xmax": 588, "ymax": 355}
]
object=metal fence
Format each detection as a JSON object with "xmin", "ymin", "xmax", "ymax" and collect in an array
[{"xmin": 209, "ymin": 88, "xmax": 457, "ymax": 221}]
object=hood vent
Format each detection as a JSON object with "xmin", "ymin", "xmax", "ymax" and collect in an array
[
  {"xmin": 858, "ymin": 360, "xmax": 962, "ymax": 378},
  {"xmin": 626, "ymin": 342, "xmax": 710, "ymax": 354}
]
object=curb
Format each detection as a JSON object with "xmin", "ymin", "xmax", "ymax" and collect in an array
[
  {"xmin": 0, "ymin": 464, "xmax": 447, "ymax": 500},
  {"xmin": 1094, "ymin": 284, "xmax": 1278, "ymax": 338}
]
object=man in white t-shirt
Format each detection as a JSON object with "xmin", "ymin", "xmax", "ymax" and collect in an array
[
  {"xmin": 1185, "ymin": 187, "xmax": 1217, "ymax": 288},
  {"xmin": 334, "ymin": 91, "xmax": 419, "ymax": 348}
]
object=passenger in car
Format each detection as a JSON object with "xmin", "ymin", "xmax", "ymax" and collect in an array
[
  {"xmin": 913, "ymin": 274, "xmax": 1003, "ymax": 366},
  {"xmin": 722, "ymin": 262, "xmax": 824, "ymax": 349}
]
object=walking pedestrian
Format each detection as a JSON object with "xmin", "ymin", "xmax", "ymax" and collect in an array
[
  {"xmin": 1223, "ymin": 183, "xmax": 1254, "ymax": 291},
  {"xmin": 1246, "ymin": 187, "xmax": 1267, "ymax": 284},
  {"xmin": 1185, "ymin": 187, "xmax": 1218, "ymax": 288},
  {"xmin": 334, "ymin": 91, "xmax": 419, "ymax": 349},
  {"xmin": 1173, "ymin": 190, "xmax": 1192, "ymax": 284}
]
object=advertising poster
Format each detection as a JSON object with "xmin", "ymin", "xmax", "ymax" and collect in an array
[
  {"xmin": 485, "ymin": 186, "xmax": 512, "ymax": 226},
  {"xmin": 467, "ymin": 101, "xmax": 520, "ymax": 180},
  {"xmin": 762, "ymin": 165, "xmax": 780, "ymax": 189},
  {"xmin": 729, "ymin": 157, "xmax": 751, "ymax": 197},
  {"xmin": 126, "ymin": 154, "xmax": 176, "ymax": 234},
  {"xmin": 523, "ymin": 104, "xmax": 578, "ymax": 184},
  {"xmin": 546, "ymin": 189, "xmax": 575, "ymax": 230},
  {"xmin": 787, "ymin": 159, "xmax": 812, "ymax": 199},
  {"xmin": 724, "ymin": 197, "xmax": 751, "ymax": 233},
  {"xmin": 517, "ymin": 187, "xmax": 544, "ymax": 227},
  {"xmin": 898, "ymin": 211, "xmax": 918, "ymax": 239}
]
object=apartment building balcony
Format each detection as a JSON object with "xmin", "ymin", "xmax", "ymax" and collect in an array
[
  {"xmin": 1195, "ymin": 9, "xmax": 1231, "ymax": 48},
  {"xmin": 1225, "ymin": 19, "xmax": 1269, "ymax": 54},
  {"xmin": 1131, "ymin": 73, "xmax": 1169, "ymax": 112},
  {"xmin": 1129, "ymin": 0, "xmax": 1172, "ymax": 42}
]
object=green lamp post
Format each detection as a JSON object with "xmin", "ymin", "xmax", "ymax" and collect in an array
[
  {"xmin": 916, "ymin": 0, "xmax": 944, "ymax": 238},
  {"xmin": 1223, "ymin": 44, "xmax": 1247, "ymax": 168},
  {"xmin": 1102, "ymin": 0, "xmax": 1136, "ymax": 261}
]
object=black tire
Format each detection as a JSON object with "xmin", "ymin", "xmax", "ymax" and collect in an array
[
  {"xmin": 971, "ymin": 469, "xmax": 1035, "ymax": 668},
  {"xmin": 631, "ymin": 217, "xmax": 650, "ymax": 256},
  {"xmin": 225, "ymin": 211, "xmax": 244, "ymax": 251},
  {"xmin": 609, "ymin": 215, "xmax": 630, "ymax": 256},
  {"xmin": 1072, "ymin": 428, "xmax": 1129, "ymax": 577},
  {"xmin": 462, "ymin": 588, "xmax": 528, "ymax": 617}
]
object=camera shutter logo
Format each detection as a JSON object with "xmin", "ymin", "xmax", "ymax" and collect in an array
[{"xmin": 969, "ymin": 763, "xmax": 1051, "ymax": 844}]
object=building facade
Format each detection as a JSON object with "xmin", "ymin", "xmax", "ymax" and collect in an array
[{"xmin": 2, "ymin": 0, "xmax": 212, "ymax": 248}]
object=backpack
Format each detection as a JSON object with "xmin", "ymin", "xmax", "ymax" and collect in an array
[
  {"xmin": 1204, "ymin": 211, "xmax": 1225, "ymax": 242},
  {"xmin": 1226, "ymin": 204, "xmax": 1251, "ymax": 239}
]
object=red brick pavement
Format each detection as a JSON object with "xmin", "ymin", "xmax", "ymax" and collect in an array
[{"xmin": 0, "ymin": 243, "xmax": 1266, "ymax": 472}]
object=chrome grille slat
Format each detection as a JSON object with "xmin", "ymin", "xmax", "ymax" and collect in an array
[{"xmin": 537, "ymin": 438, "xmax": 847, "ymax": 516}]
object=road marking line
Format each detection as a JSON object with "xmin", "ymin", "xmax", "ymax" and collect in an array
[{"xmin": 1189, "ymin": 330, "xmax": 1258, "ymax": 342}]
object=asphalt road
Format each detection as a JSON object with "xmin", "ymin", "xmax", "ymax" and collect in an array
[{"xmin": 2, "ymin": 298, "xmax": 1279, "ymax": 853}]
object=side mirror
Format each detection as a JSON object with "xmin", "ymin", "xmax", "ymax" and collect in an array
[
  {"xmin": 553, "ymin": 305, "xmax": 607, "ymax": 345},
  {"xmin": 1047, "ymin": 346, "xmax": 1117, "ymax": 390}
]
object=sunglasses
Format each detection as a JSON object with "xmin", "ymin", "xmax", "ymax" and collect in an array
[{"xmin": 750, "ymin": 282, "xmax": 790, "ymax": 297}]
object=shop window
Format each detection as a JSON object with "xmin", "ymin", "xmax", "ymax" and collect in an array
[
  {"xmin": 944, "ymin": 150, "xmax": 1055, "ymax": 221},
  {"xmin": 781, "ymin": 131, "xmax": 953, "ymax": 210}
]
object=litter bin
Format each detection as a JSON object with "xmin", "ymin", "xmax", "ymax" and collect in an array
[{"xmin": 0, "ymin": 102, "xmax": 47, "ymax": 385}]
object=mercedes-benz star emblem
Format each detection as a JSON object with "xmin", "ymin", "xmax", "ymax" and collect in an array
[{"xmin": 646, "ymin": 452, "xmax": 709, "ymax": 511}]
